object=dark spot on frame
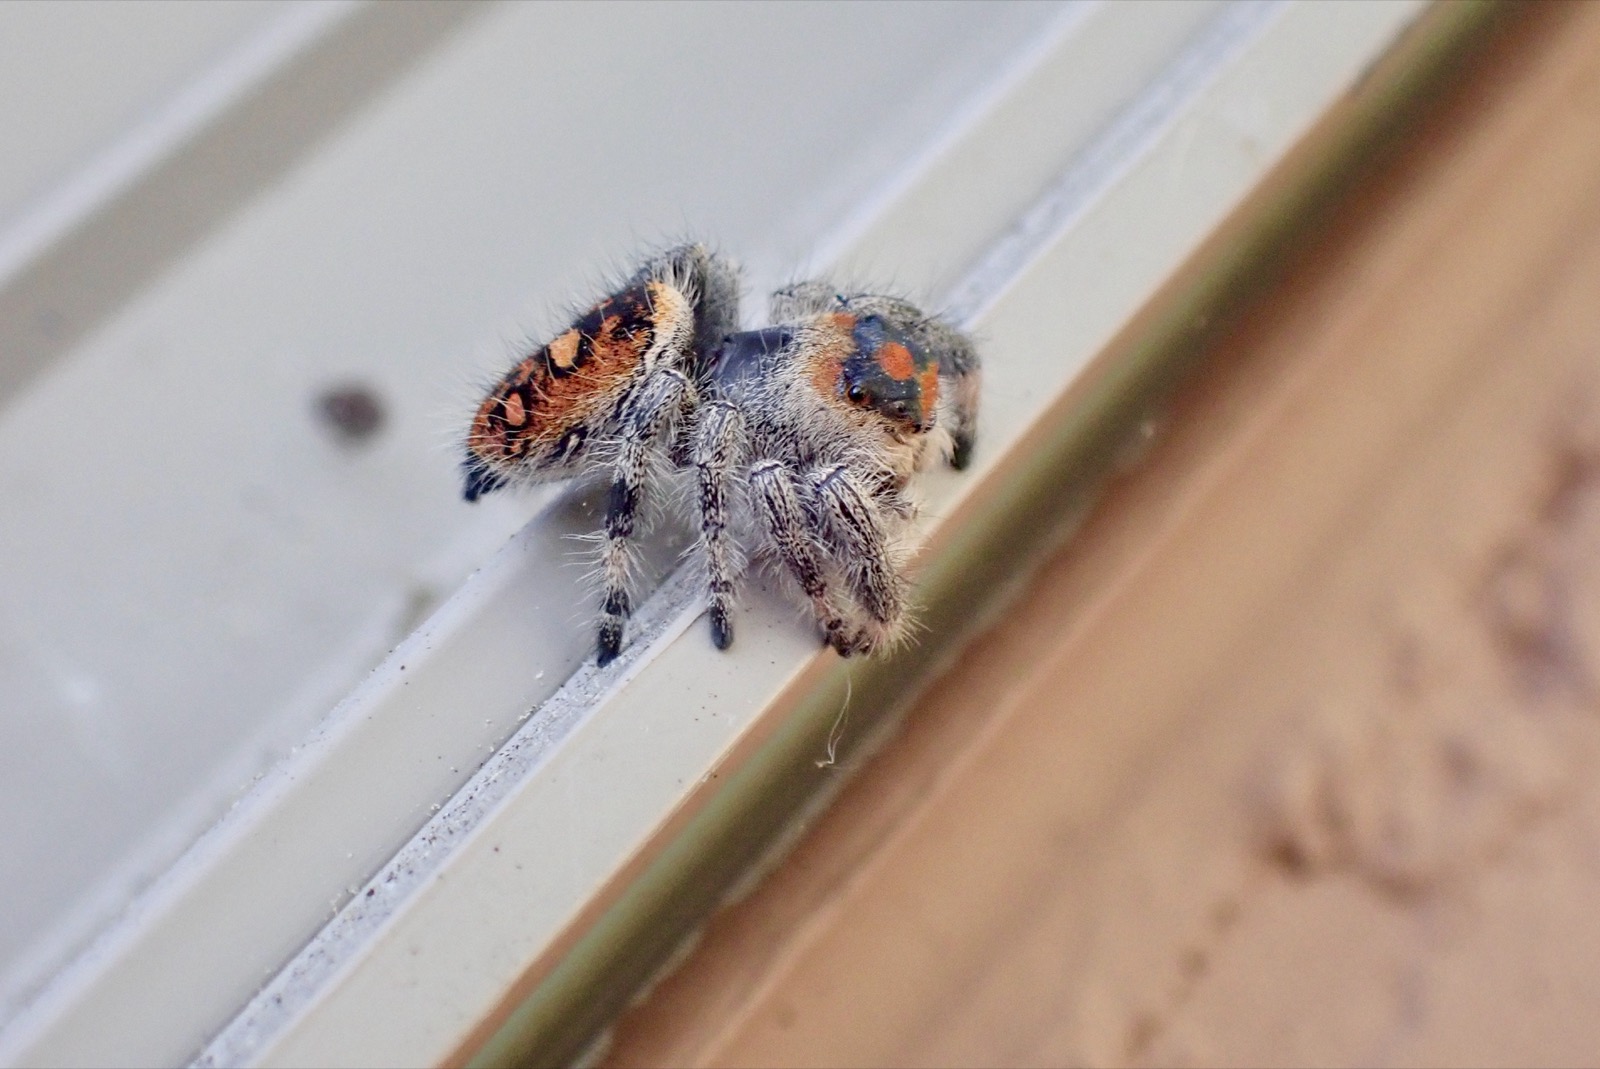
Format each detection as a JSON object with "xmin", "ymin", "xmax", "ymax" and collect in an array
[{"xmin": 315, "ymin": 382, "xmax": 386, "ymax": 445}]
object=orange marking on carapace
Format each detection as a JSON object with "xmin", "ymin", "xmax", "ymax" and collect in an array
[
  {"xmin": 919, "ymin": 364, "xmax": 940, "ymax": 413},
  {"xmin": 808, "ymin": 314, "xmax": 856, "ymax": 402},
  {"xmin": 809, "ymin": 354, "xmax": 842, "ymax": 401},
  {"xmin": 877, "ymin": 341, "xmax": 915, "ymax": 382}
]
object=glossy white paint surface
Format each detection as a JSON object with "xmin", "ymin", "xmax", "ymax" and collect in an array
[{"xmin": 0, "ymin": 1, "xmax": 1429, "ymax": 1064}]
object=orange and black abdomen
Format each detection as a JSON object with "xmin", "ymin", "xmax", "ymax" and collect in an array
[{"xmin": 463, "ymin": 280, "xmax": 670, "ymax": 500}]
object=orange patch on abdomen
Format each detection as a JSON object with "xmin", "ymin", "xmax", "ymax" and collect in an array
[
  {"xmin": 546, "ymin": 329, "xmax": 580, "ymax": 370},
  {"xmin": 466, "ymin": 281, "xmax": 661, "ymax": 467},
  {"xmin": 501, "ymin": 391, "xmax": 526, "ymax": 426}
]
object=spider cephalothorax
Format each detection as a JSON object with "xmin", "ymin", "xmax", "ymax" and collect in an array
[{"xmin": 463, "ymin": 243, "xmax": 980, "ymax": 665}]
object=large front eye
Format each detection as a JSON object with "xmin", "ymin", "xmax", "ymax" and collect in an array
[{"xmin": 846, "ymin": 383, "xmax": 867, "ymax": 404}]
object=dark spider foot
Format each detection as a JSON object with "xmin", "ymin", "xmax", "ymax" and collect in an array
[
  {"xmin": 825, "ymin": 623, "xmax": 875, "ymax": 658},
  {"xmin": 596, "ymin": 622, "xmax": 622, "ymax": 667},
  {"xmin": 597, "ymin": 590, "xmax": 629, "ymax": 666},
  {"xmin": 949, "ymin": 433, "xmax": 974, "ymax": 471},
  {"xmin": 709, "ymin": 606, "xmax": 733, "ymax": 650},
  {"xmin": 822, "ymin": 619, "xmax": 852, "ymax": 657}
]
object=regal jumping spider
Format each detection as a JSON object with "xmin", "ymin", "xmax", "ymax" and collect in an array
[{"xmin": 462, "ymin": 243, "xmax": 980, "ymax": 666}]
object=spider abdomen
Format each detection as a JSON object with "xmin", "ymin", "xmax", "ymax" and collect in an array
[{"xmin": 463, "ymin": 279, "xmax": 692, "ymax": 493}]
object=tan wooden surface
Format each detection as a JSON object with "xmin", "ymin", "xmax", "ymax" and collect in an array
[{"xmin": 603, "ymin": 5, "xmax": 1600, "ymax": 1065}]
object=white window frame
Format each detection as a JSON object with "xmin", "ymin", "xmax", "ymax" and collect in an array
[{"xmin": 0, "ymin": 2, "xmax": 1489, "ymax": 1065}]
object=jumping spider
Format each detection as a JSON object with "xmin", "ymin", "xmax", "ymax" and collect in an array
[{"xmin": 462, "ymin": 243, "xmax": 980, "ymax": 666}]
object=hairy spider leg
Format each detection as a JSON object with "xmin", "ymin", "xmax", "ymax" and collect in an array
[
  {"xmin": 924, "ymin": 316, "xmax": 981, "ymax": 469},
  {"xmin": 809, "ymin": 463, "xmax": 905, "ymax": 635},
  {"xmin": 750, "ymin": 459, "xmax": 856, "ymax": 656},
  {"xmin": 596, "ymin": 366, "xmax": 695, "ymax": 665},
  {"xmin": 691, "ymin": 400, "xmax": 745, "ymax": 650}
]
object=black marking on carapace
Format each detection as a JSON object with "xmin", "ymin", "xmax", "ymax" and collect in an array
[
  {"xmin": 709, "ymin": 326, "xmax": 794, "ymax": 386},
  {"xmin": 842, "ymin": 315, "xmax": 935, "ymax": 433}
]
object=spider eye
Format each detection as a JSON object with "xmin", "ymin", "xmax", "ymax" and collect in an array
[{"xmin": 846, "ymin": 383, "xmax": 868, "ymax": 404}]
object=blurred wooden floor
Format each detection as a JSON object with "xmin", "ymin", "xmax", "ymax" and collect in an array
[{"xmin": 603, "ymin": 5, "xmax": 1600, "ymax": 1066}]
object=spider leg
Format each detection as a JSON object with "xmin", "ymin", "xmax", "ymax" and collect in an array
[
  {"xmin": 597, "ymin": 367, "xmax": 694, "ymax": 665},
  {"xmin": 809, "ymin": 464, "xmax": 906, "ymax": 650},
  {"xmin": 749, "ymin": 460, "xmax": 854, "ymax": 656},
  {"xmin": 925, "ymin": 319, "xmax": 981, "ymax": 470},
  {"xmin": 692, "ymin": 400, "xmax": 745, "ymax": 650},
  {"xmin": 768, "ymin": 279, "xmax": 840, "ymax": 321}
]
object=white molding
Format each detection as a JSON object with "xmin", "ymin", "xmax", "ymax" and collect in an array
[{"xmin": 0, "ymin": 2, "xmax": 1440, "ymax": 1065}]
